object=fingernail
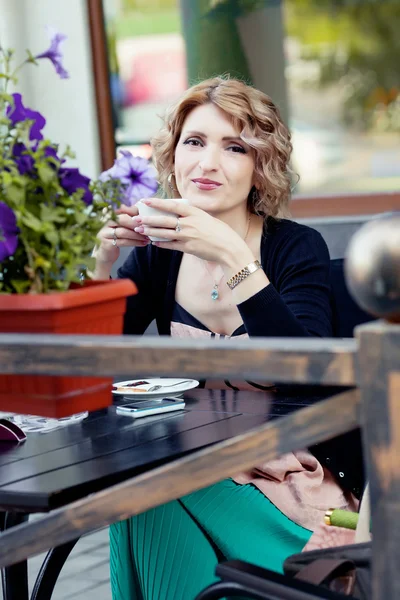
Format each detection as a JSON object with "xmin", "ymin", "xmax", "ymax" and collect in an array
[
  {"xmin": 134, "ymin": 226, "xmax": 145, "ymax": 233},
  {"xmin": 133, "ymin": 217, "xmax": 142, "ymax": 224},
  {"xmin": 143, "ymin": 199, "xmax": 152, "ymax": 205}
]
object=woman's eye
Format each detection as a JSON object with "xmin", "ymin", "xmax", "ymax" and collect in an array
[
  {"xmin": 227, "ymin": 145, "xmax": 246, "ymax": 154},
  {"xmin": 183, "ymin": 138, "xmax": 202, "ymax": 147}
]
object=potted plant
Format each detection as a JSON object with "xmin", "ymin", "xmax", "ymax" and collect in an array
[{"xmin": 0, "ymin": 29, "xmax": 158, "ymax": 417}]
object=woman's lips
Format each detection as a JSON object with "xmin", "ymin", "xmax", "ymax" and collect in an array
[{"xmin": 192, "ymin": 179, "xmax": 222, "ymax": 191}]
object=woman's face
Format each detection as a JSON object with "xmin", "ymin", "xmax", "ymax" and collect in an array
[{"xmin": 174, "ymin": 103, "xmax": 256, "ymax": 216}]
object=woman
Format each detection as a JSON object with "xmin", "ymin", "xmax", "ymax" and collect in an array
[{"xmin": 94, "ymin": 77, "xmax": 356, "ymax": 600}]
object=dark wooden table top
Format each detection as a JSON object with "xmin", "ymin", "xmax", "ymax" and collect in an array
[{"xmin": 0, "ymin": 389, "xmax": 322, "ymax": 514}]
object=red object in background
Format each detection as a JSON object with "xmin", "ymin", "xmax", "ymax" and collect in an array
[
  {"xmin": 125, "ymin": 48, "xmax": 187, "ymax": 106},
  {"xmin": 0, "ymin": 279, "xmax": 137, "ymax": 418}
]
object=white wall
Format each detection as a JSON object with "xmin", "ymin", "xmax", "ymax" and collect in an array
[{"xmin": 0, "ymin": 0, "xmax": 101, "ymax": 179}]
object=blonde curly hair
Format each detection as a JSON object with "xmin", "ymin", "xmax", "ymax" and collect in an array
[{"xmin": 151, "ymin": 76, "xmax": 294, "ymax": 218}]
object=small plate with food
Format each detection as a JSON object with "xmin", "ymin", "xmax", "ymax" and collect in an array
[{"xmin": 112, "ymin": 378, "xmax": 200, "ymax": 399}]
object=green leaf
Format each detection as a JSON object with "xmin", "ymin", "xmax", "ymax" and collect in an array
[
  {"xmin": 37, "ymin": 163, "xmax": 56, "ymax": 184},
  {"xmin": 21, "ymin": 211, "xmax": 43, "ymax": 232},
  {"xmin": 1, "ymin": 92, "xmax": 15, "ymax": 106},
  {"xmin": 33, "ymin": 255, "xmax": 52, "ymax": 270},
  {"xmin": 80, "ymin": 256, "xmax": 96, "ymax": 271},
  {"xmin": 1, "ymin": 171, "xmax": 13, "ymax": 187},
  {"xmin": 5, "ymin": 183, "xmax": 25, "ymax": 205},
  {"xmin": 43, "ymin": 228, "xmax": 58, "ymax": 246},
  {"xmin": 10, "ymin": 279, "xmax": 32, "ymax": 294},
  {"xmin": 0, "ymin": 116, "xmax": 12, "ymax": 128},
  {"xmin": 74, "ymin": 210, "xmax": 89, "ymax": 225},
  {"xmin": 62, "ymin": 145, "xmax": 76, "ymax": 160},
  {"xmin": 40, "ymin": 204, "xmax": 66, "ymax": 224},
  {"xmin": 26, "ymin": 49, "xmax": 38, "ymax": 65}
]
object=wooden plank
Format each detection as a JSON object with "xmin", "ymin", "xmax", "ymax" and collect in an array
[
  {"xmin": 357, "ymin": 323, "xmax": 400, "ymax": 599},
  {"xmin": 86, "ymin": 0, "xmax": 116, "ymax": 170},
  {"xmin": 290, "ymin": 191, "xmax": 400, "ymax": 218},
  {"xmin": 0, "ymin": 388, "xmax": 360, "ymax": 567},
  {"xmin": 0, "ymin": 334, "xmax": 357, "ymax": 386}
]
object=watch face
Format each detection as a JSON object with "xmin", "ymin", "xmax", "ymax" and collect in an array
[{"xmin": 248, "ymin": 261, "xmax": 260, "ymax": 273}]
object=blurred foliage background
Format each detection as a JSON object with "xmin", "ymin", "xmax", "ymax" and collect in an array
[
  {"xmin": 286, "ymin": 0, "xmax": 400, "ymax": 132},
  {"xmin": 113, "ymin": 0, "xmax": 400, "ymax": 133},
  {"xmin": 116, "ymin": 0, "xmax": 180, "ymax": 37}
]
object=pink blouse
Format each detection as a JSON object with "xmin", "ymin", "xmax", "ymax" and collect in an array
[{"xmin": 171, "ymin": 302, "xmax": 358, "ymax": 531}]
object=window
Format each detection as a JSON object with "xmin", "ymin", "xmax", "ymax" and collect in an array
[{"xmin": 96, "ymin": 0, "xmax": 400, "ymax": 214}]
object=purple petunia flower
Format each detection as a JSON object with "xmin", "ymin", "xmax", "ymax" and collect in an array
[
  {"xmin": 12, "ymin": 143, "xmax": 35, "ymax": 175},
  {"xmin": 99, "ymin": 151, "xmax": 158, "ymax": 206},
  {"xmin": 59, "ymin": 167, "xmax": 93, "ymax": 205},
  {"xmin": 6, "ymin": 93, "xmax": 46, "ymax": 141},
  {"xmin": 0, "ymin": 203, "xmax": 20, "ymax": 262},
  {"xmin": 44, "ymin": 145, "xmax": 63, "ymax": 163},
  {"xmin": 35, "ymin": 27, "xmax": 69, "ymax": 80},
  {"xmin": 33, "ymin": 142, "xmax": 64, "ymax": 165}
]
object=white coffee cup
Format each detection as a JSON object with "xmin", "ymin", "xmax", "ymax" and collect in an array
[{"xmin": 137, "ymin": 197, "xmax": 189, "ymax": 242}]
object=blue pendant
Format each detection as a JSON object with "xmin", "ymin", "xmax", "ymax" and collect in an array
[{"xmin": 211, "ymin": 286, "xmax": 219, "ymax": 301}]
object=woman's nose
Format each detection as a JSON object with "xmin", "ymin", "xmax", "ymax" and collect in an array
[{"xmin": 199, "ymin": 147, "xmax": 220, "ymax": 171}]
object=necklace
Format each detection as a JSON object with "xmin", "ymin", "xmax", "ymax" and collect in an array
[
  {"xmin": 203, "ymin": 264, "xmax": 225, "ymax": 301},
  {"xmin": 204, "ymin": 215, "xmax": 252, "ymax": 301}
]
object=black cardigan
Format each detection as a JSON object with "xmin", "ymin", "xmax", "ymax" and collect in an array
[
  {"xmin": 117, "ymin": 217, "xmax": 364, "ymax": 498},
  {"xmin": 118, "ymin": 217, "xmax": 333, "ymax": 338}
]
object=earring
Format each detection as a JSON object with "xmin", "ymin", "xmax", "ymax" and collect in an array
[{"xmin": 167, "ymin": 173, "xmax": 177, "ymax": 192}]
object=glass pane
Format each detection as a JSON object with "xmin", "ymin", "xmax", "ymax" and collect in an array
[
  {"xmin": 103, "ymin": 0, "xmax": 186, "ymax": 158},
  {"xmin": 284, "ymin": 0, "xmax": 400, "ymax": 196},
  {"xmin": 103, "ymin": 0, "xmax": 400, "ymax": 195}
]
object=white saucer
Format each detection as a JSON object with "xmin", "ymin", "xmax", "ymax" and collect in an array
[{"xmin": 112, "ymin": 378, "xmax": 199, "ymax": 399}]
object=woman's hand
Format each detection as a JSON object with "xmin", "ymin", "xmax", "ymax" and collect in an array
[
  {"xmin": 92, "ymin": 204, "xmax": 150, "ymax": 278},
  {"xmin": 133, "ymin": 198, "xmax": 254, "ymax": 268}
]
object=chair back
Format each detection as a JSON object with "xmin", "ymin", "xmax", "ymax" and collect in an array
[{"xmin": 330, "ymin": 258, "xmax": 374, "ymax": 338}]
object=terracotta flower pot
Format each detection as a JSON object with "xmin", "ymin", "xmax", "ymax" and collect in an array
[{"xmin": 0, "ymin": 279, "xmax": 137, "ymax": 418}]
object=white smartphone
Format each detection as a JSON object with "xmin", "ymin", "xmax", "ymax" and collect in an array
[{"xmin": 116, "ymin": 398, "xmax": 186, "ymax": 418}]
